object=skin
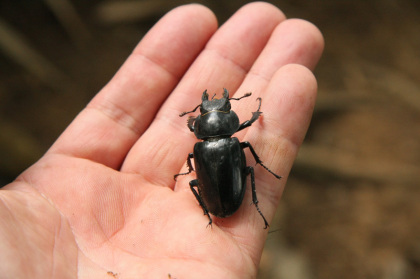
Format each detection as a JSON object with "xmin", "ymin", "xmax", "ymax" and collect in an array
[{"xmin": 0, "ymin": 3, "xmax": 324, "ymax": 279}]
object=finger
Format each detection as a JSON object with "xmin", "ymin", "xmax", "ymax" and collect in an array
[
  {"xmin": 47, "ymin": 4, "xmax": 217, "ymax": 169},
  {"xmin": 121, "ymin": 3, "xmax": 285, "ymax": 184},
  {"xmin": 225, "ymin": 64, "xmax": 318, "ymax": 260},
  {"xmin": 241, "ymin": 18, "xmax": 324, "ymax": 93},
  {"xmin": 227, "ymin": 18, "xmax": 323, "ymax": 130},
  {"xmin": 248, "ymin": 64, "xmax": 318, "ymax": 221}
]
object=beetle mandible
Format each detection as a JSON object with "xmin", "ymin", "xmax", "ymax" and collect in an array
[{"xmin": 174, "ymin": 88, "xmax": 281, "ymax": 229}]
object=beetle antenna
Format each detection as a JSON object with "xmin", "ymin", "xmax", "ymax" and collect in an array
[
  {"xmin": 229, "ymin": 92, "xmax": 252, "ymax": 101},
  {"xmin": 211, "ymin": 93, "xmax": 217, "ymax": 100},
  {"xmin": 179, "ymin": 104, "xmax": 201, "ymax": 117}
]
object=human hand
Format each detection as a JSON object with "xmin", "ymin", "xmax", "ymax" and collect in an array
[{"xmin": 0, "ymin": 3, "xmax": 323, "ymax": 278}]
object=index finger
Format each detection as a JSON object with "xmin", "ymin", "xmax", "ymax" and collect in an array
[{"xmin": 47, "ymin": 4, "xmax": 218, "ymax": 169}]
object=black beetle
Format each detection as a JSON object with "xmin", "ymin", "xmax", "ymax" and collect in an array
[{"xmin": 174, "ymin": 89, "xmax": 281, "ymax": 229}]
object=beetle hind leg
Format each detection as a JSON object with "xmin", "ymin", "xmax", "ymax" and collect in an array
[
  {"xmin": 246, "ymin": 166, "xmax": 269, "ymax": 229},
  {"xmin": 189, "ymin": 179, "xmax": 213, "ymax": 227}
]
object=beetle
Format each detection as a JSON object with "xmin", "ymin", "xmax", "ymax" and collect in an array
[{"xmin": 174, "ymin": 89, "xmax": 281, "ymax": 229}]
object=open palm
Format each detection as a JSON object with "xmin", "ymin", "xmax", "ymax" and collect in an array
[{"xmin": 0, "ymin": 3, "xmax": 323, "ymax": 278}]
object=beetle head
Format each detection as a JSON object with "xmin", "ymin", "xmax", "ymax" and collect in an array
[{"xmin": 200, "ymin": 88, "xmax": 231, "ymax": 115}]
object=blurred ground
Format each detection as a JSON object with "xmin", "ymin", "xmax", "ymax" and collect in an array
[{"xmin": 1, "ymin": 1, "xmax": 419, "ymax": 278}]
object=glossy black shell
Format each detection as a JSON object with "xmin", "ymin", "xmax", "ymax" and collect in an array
[{"xmin": 193, "ymin": 137, "xmax": 246, "ymax": 217}]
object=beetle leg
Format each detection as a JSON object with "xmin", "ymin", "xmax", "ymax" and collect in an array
[
  {"xmin": 189, "ymin": 179, "xmax": 213, "ymax": 227},
  {"xmin": 187, "ymin": 116, "xmax": 196, "ymax": 132},
  {"xmin": 237, "ymin": 97, "xmax": 262, "ymax": 131},
  {"xmin": 241, "ymin": 141, "xmax": 282, "ymax": 179},
  {"xmin": 173, "ymin": 153, "xmax": 194, "ymax": 181},
  {"xmin": 246, "ymin": 166, "xmax": 269, "ymax": 229}
]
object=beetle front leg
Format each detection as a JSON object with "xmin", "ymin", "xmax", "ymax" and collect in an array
[
  {"xmin": 246, "ymin": 166, "xmax": 269, "ymax": 229},
  {"xmin": 187, "ymin": 116, "xmax": 196, "ymax": 132},
  {"xmin": 237, "ymin": 97, "xmax": 262, "ymax": 131},
  {"xmin": 241, "ymin": 141, "xmax": 282, "ymax": 179},
  {"xmin": 189, "ymin": 179, "xmax": 213, "ymax": 227},
  {"xmin": 174, "ymin": 153, "xmax": 194, "ymax": 181}
]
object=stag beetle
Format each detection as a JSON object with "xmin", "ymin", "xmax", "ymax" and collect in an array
[{"xmin": 174, "ymin": 89, "xmax": 281, "ymax": 229}]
